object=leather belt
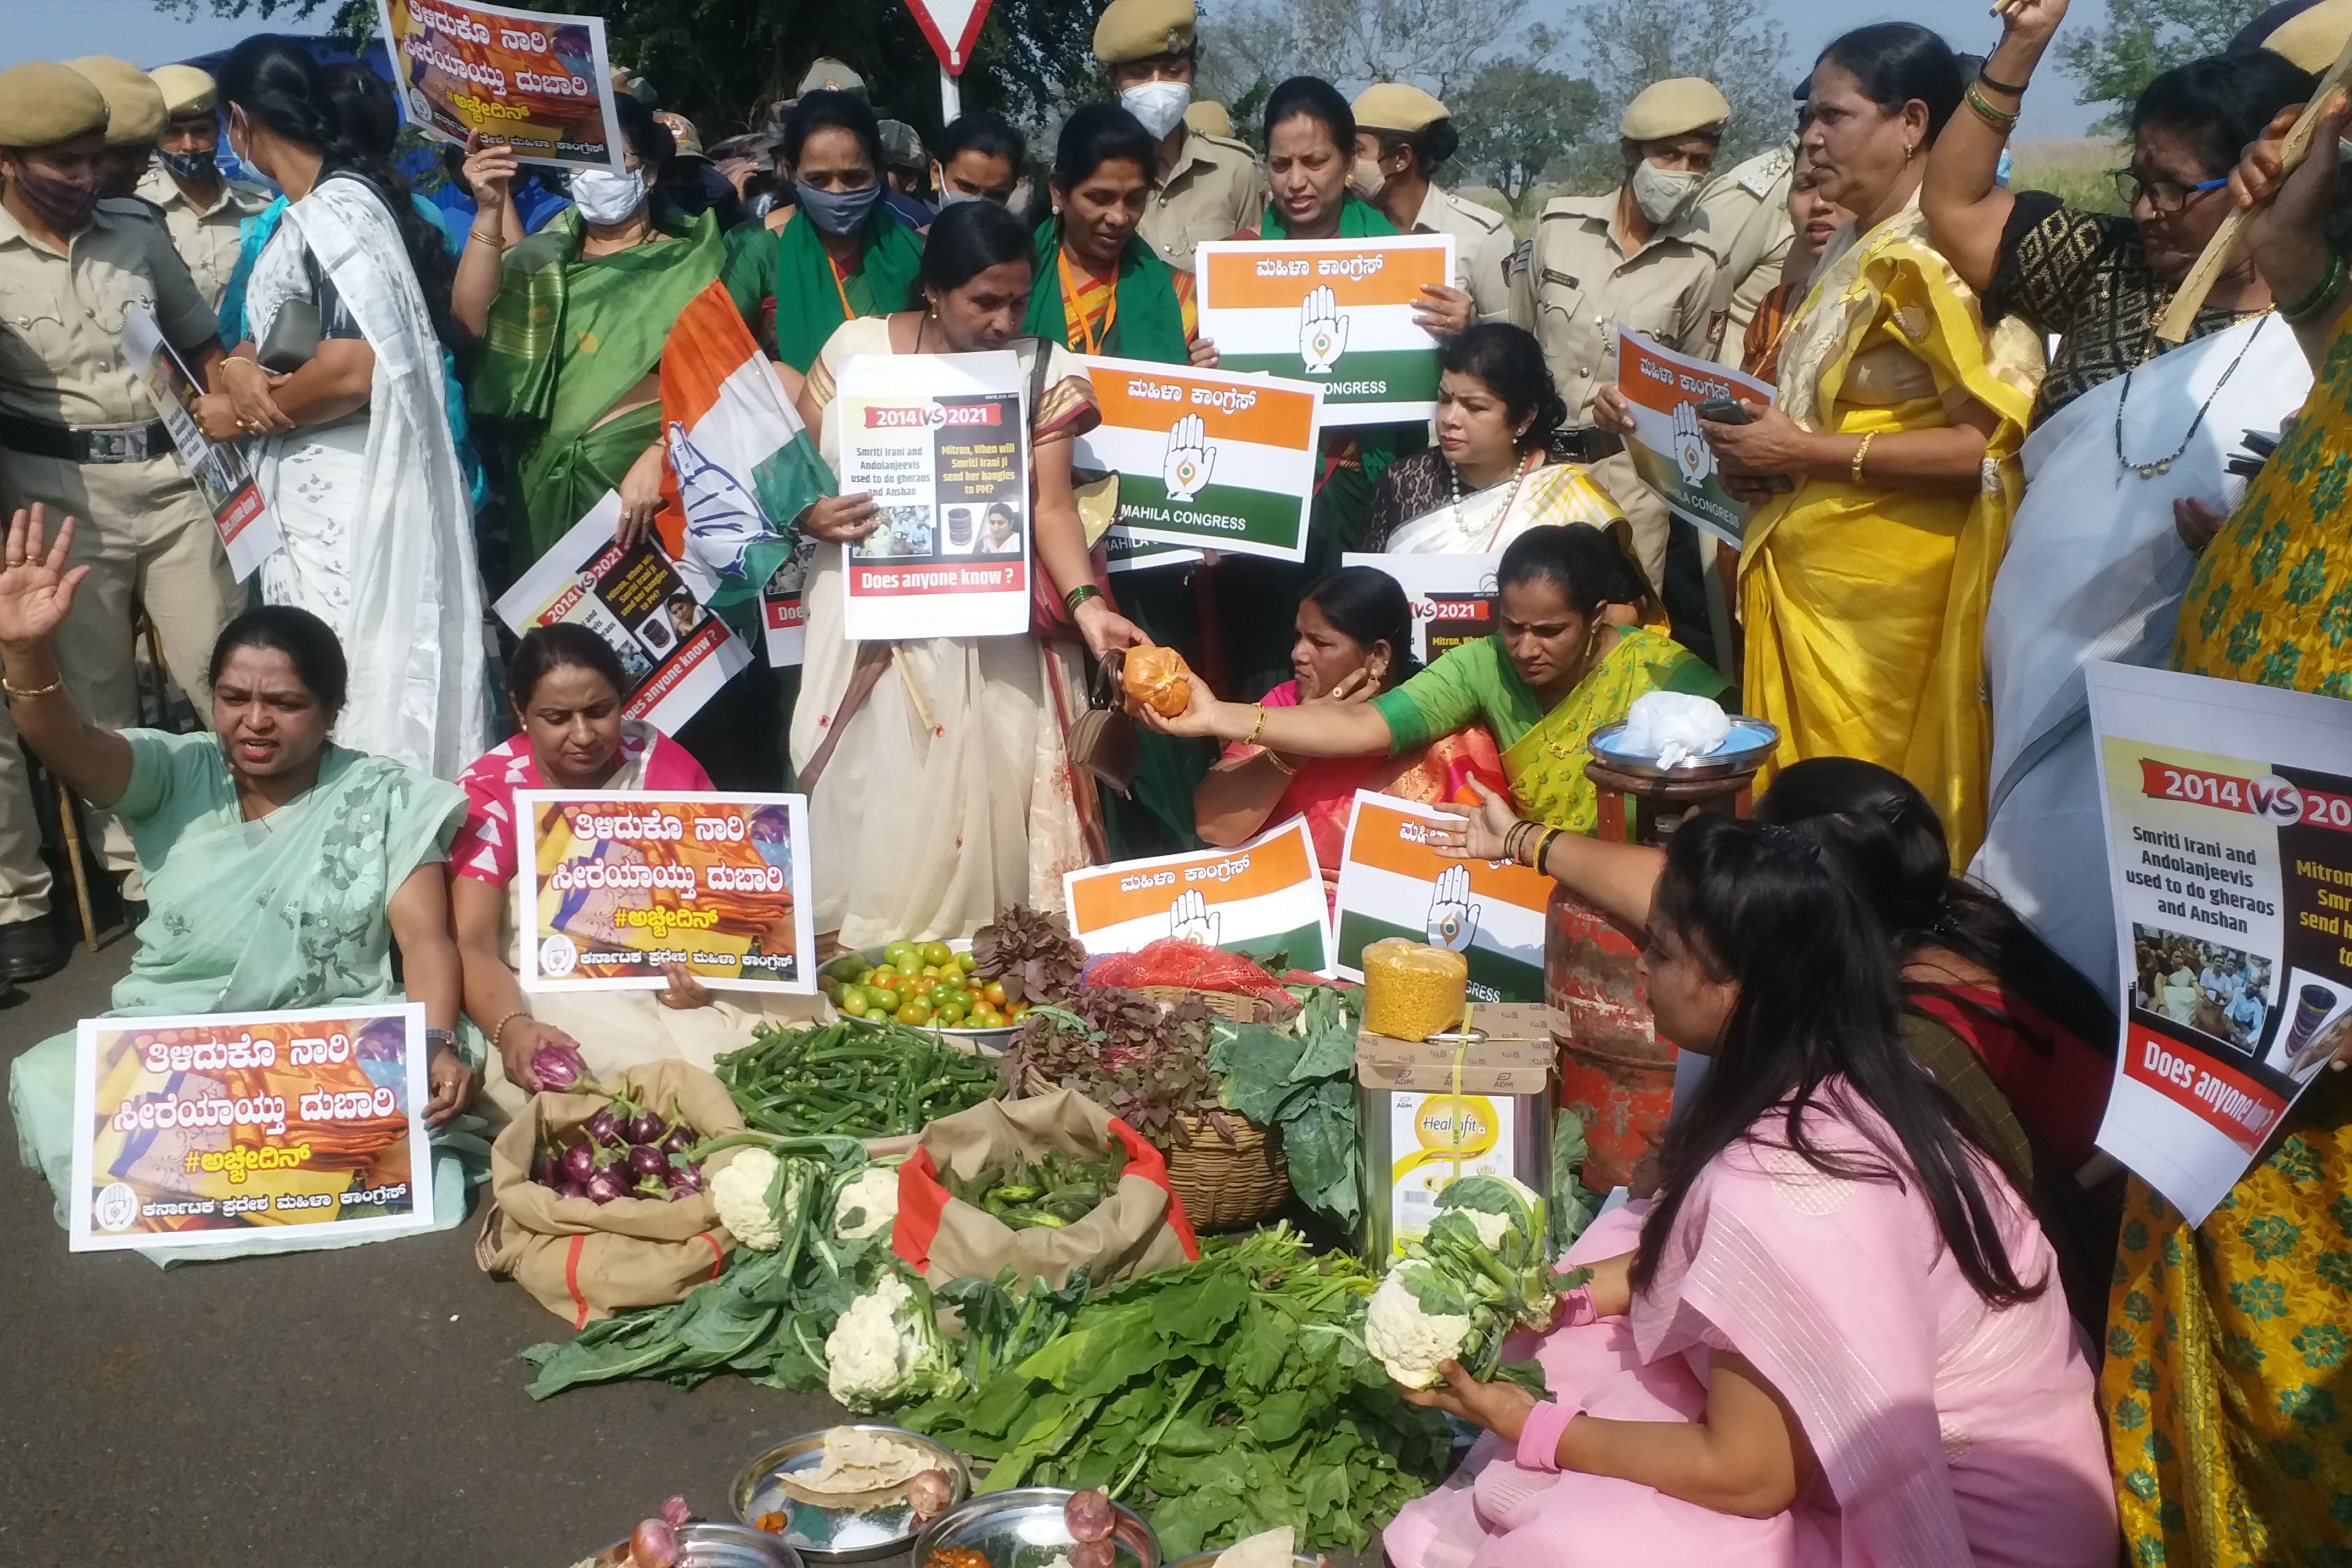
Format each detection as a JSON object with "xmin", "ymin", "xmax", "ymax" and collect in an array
[
  {"xmin": 0, "ymin": 412, "xmax": 173, "ymax": 465},
  {"xmin": 1548, "ymin": 426, "xmax": 1625, "ymax": 464}
]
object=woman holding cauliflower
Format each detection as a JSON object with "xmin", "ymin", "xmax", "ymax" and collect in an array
[{"xmin": 1379, "ymin": 816, "xmax": 2115, "ymax": 1567}]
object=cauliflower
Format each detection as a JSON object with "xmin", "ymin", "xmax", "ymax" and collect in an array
[
  {"xmin": 1459, "ymin": 1207, "xmax": 1514, "ymax": 1252},
  {"xmin": 1365, "ymin": 1266, "xmax": 1472, "ymax": 1390},
  {"xmin": 825, "ymin": 1270, "xmax": 965, "ymax": 1412},
  {"xmin": 834, "ymin": 1166, "xmax": 900, "ymax": 1240},
  {"xmin": 711, "ymin": 1149, "xmax": 784, "ymax": 1252}
]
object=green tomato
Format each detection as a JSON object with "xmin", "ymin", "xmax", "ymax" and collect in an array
[
  {"xmin": 864, "ymin": 987, "xmax": 900, "ymax": 1014},
  {"xmin": 920, "ymin": 941, "xmax": 955, "ymax": 969},
  {"xmin": 840, "ymin": 991, "xmax": 871, "ymax": 1018},
  {"xmin": 935, "ymin": 1002, "xmax": 968, "ymax": 1026},
  {"xmin": 884, "ymin": 941, "xmax": 919, "ymax": 969},
  {"xmin": 956, "ymin": 950, "xmax": 979, "ymax": 973}
]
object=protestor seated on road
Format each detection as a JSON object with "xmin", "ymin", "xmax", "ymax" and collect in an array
[
  {"xmin": 1433, "ymin": 754, "xmax": 2123, "ymax": 1329},
  {"xmin": 450, "ymin": 626, "xmax": 814, "ymax": 1116},
  {"xmin": 1143, "ymin": 525, "xmax": 1728, "ymax": 837},
  {"xmin": 1384, "ymin": 815, "xmax": 2118, "ymax": 1568},
  {"xmin": 1, "ymin": 508, "xmax": 484, "ymax": 1259}
]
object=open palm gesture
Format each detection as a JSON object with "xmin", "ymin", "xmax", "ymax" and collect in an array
[{"xmin": 0, "ymin": 508, "xmax": 90, "ymax": 648}]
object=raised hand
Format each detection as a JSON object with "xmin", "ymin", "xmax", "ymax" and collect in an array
[
  {"xmin": 0, "ymin": 507, "xmax": 90, "ymax": 650},
  {"xmin": 2236, "ymin": 91, "xmax": 2348, "ymax": 312},
  {"xmin": 1671, "ymin": 399, "xmax": 1715, "ymax": 486},
  {"xmin": 1992, "ymin": 0, "xmax": 2068, "ymax": 50},
  {"xmin": 1299, "ymin": 284, "xmax": 1349, "ymax": 374},
  {"xmin": 1169, "ymin": 887, "xmax": 1221, "ymax": 947},
  {"xmin": 1162, "ymin": 412, "xmax": 1215, "ymax": 503},
  {"xmin": 1424, "ymin": 862, "xmax": 1480, "ymax": 952},
  {"xmin": 461, "ymin": 129, "xmax": 520, "ymax": 213}
]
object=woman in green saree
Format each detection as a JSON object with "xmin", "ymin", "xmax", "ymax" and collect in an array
[
  {"xmin": 2, "ymin": 508, "xmax": 481, "ymax": 1259},
  {"xmin": 1143, "ymin": 524, "xmax": 1730, "ymax": 832},
  {"xmin": 456, "ymin": 97, "xmax": 729, "ymax": 568},
  {"xmin": 719, "ymin": 90, "xmax": 927, "ymax": 374}
]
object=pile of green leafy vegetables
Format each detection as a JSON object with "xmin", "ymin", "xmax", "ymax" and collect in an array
[
  {"xmin": 897, "ymin": 1224, "xmax": 1451, "ymax": 1555},
  {"xmin": 1207, "ymin": 983, "xmax": 1364, "ymax": 1230}
]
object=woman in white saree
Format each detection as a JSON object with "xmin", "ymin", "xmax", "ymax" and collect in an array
[{"xmin": 195, "ymin": 37, "xmax": 489, "ymax": 779}]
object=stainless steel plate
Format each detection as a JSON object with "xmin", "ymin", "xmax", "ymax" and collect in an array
[
  {"xmin": 593, "ymin": 1523, "xmax": 805, "ymax": 1568},
  {"xmin": 835, "ymin": 940, "xmax": 1018, "ymax": 1054},
  {"xmin": 731, "ymin": 1426, "xmax": 969, "ymax": 1563},
  {"xmin": 1165, "ymin": 1553, "xmax": 1327, "ymax": 1568},
  {"xmin": 912, "ymin": 1488, "xmax": 1160, "ymax": 1568},
  {"xmin": 1587, "ymin": 716, "xmax": 1780, "ymax": 780}
]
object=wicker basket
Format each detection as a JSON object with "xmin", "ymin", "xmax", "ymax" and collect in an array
[
  {"xmin": 1020, "ymin": 1065, "xmax": 1291, "ymax": 1232},
  {"xmin": 1128, "ymin": 984, "xmax": 1300, "ymax": 1026}
]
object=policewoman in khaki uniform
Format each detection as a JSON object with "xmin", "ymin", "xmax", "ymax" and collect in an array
[
  {"xmin": 1520, "ymin": 77, "xmax": 1728, "ymax": 665},
  {"xmin": 136, "ymin": 65, "xmax": 272, "ymax": 312},
  {"xmin": 1094, "ymin": 0, "xmax": 1267, "ymax": 272},
  {"xmin": 63, "ymin": 57, "xmax": 167, "ymax": 207},
  {"xmin": 1351, "ymin": 83, "xmax": 1524, "ymax": 327},
  {"xmin": 0, "ymin": 64, "xmax": 242, "ymax": 976},
  {"xmin": 1696, "ymin": 131, "xmax": 1797, "ymax": 369}
]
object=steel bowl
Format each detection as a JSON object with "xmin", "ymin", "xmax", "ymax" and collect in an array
[
  {"xmin": 912, "ymin": 1486, "xmax": 1160, "ymax": 1568},
  {"xmin": 827, "ymin": 939, "xmax": 1018, "ymax": 1055},
  {"xmin": 732, "ymin": 1426, "xmax": 969, "ymax": 1563},
  {"xmin": 593, "ymin": 1523, "xmax": 805, "ymax": 1568},
  {"xmin": 1166, "ymin": 1554, "xmax": 1327, "ymax": 1568},
  {"xmin": 1587, "ymin": 716, "xmax": 1780, "ymax": 781}
]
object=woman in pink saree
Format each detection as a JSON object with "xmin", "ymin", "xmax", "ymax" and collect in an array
[{"xmin": 1383, "ymin": 815, "xmax": 2115, "ymax": 1568}]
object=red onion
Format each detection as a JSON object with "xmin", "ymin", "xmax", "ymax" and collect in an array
[
  {"xmin": 1065, "ymin": 1488, "xmax": 1114, "ymax": 1544},
  {"xmin": 531, "ymin": 1041, "xmax": 589, "ymax": 1091},
  {"xmin": 1070, "ymin": 1538, "xmax": 1117, "ymax": 1568},
  {"xmin": 661, "ymin": 1496, "xmax": 690, "ymax": 1528},
  {"xmin": 628, "ymin": 1517, "xmax": 678, "ymax": 1568},
  {"xmin": 905, "ymin": 1468, "xmax": 952, "ymax": 1523}
]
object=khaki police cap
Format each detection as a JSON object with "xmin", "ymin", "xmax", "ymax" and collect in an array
[
  {"xmin": 2265, "ymin": 0, "xmax": 2352, "ymax": 71},
  {"xmin": 1353, "ymin": 82, "xmax": 1449, "ymax": 135},
  {"xmin": 1620, "ymin": 77, "xmax": 1731, "ymax": 141},
  {"xmin": 0, "ymin": 62, "xmax": 110, "ymax": 149},
  {"xmin": 67, "ymin": 56, "xmax": 167, "ymax": 146},
  {"xmin": 1183, "ymin": 100, "xmax": 1232, "ymax": 139},
  {"xmin": 150, "ymin": 64, "xmax": 217, "ymax": 120},
  {"xmin": 798, "ymin": 58, "xmax": 866, "ymax": 96},
  {"xmin": 1094, "ymin": 0, "xmax": 1196, "ymax": 65}
]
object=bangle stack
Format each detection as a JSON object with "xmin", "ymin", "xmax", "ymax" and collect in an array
[
  {"xmin": 1532, "ymin": 827, "xmax": 1564, "ymax": 873},
  {"xmin": 2281, "ymin": 248, "xmax": 2350, "ymax": 326},
  {"xmin": 1063, "ymin": 584, "xmax": 1101, "ymax": 615},
  {"xmin": 1503, "ymin": 820, "xmax": 1540, "ymax": 865},
  {"xmin": 1964, "ymin": 83, "xmax": 2019, "ymax": 132},
  {"xmin": 468, "ymin": 226, "xmax": 506, "ymax": 249},
  {"xmin": 1976, "ymin": 67, "xmax": 2030, "ymax": 98}
]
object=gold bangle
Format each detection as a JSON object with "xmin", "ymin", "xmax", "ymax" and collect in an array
[
  {"xmin": 490, "ymin": 1009, "xmax": 531, "ymax": 1050},
  {"xmin": 468, "ymin": 227, "xmax": 505, "ymax": 248},
  {"xmin": 1851, "ymin": 431, "xmax": 1877, "ymax": 486},
  {"xmin": 1, "ymin": 675, "xmax": 61, "ymax": 699},
  {"xmin": 1266, "ymin": 750, "xmax": 1298, "ymax": 777},
  {"xmin": 1244, "ymin": 704, "xmax": 1267, "ymax": 746}
]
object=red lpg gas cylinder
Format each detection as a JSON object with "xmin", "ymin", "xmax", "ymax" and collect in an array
[{"xmin": 1546, "ymin": 886, "xmax": 1674, "ymax": 1191}]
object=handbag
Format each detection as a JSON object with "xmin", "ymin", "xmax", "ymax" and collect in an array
[
  {"xmin": 1065, "ymin": 647, "xmax": 1138, "ymax": 796},
  {"xmin": 257, "ymin": 298, "xmax": 321, "ymax": 373}
]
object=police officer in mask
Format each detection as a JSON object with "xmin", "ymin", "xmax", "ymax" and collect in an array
[
  {"xmin": 136, "ymin": 65, "xmax": 272, "ymax": 311},
  {"xmin": 1092, "ymin": 0, "xmax": 1267, "ymax": 271}
]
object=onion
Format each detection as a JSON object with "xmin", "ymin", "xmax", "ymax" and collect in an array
[
  {"xmin": 661, "ymin": 1496, "xmax": 690, "ymax": 1528},
  {"xmin": 905, "ymin": 1468, "xmax": 952, "ymax": 1523},
  {"xmin": 586, "ymin": 1169, "xmax": 627, "ymax": 1204},
  {"xmin": 628, "ymin": 1517, "xmax": 678, "ymax": 1568},
  {"xmin": 531, "ymin": 1041, "xmax": 588, "ymax": 1091},
  {"xmin": 1070, "ymin": 1538, "xmax": 1117, "ymax": 1568},
  {"xmin": 586, "ymin": 1108, "xmax": 626, "ymax": 1148},
  {"xmin": 562, "ymin": 1142, "xmax": 598, "ymax": 1184},
  {"xmin": 1065, "ymin": 1488, "xmax": 1114, "ymax": 1544},
  {"xmin": 629, "ymin": 1145, "xmax": 670, "ymax": 1178}
]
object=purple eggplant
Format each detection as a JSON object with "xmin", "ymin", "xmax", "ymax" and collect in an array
[
  {"xmin": 626, "ymin": 1109, "xmax": 667, "ymax": 1146},
  {"xmin": 558, "ymin": 1180, "xmax": 590, "ymax": 1201},
  {"xmin": 532, "ymin": 1153, "xmax": 562, "ymax": 1188},
  {"xmin": 660, "ymin": 1125, "xmax": 695, "ymax": 1157},
  {"xmin": 666, "ymin": 1165, "xmax": 702, "ymax": 1197},
  {"xmin": 629, "ymin": 1144, "xmax": 669, "ymax": 1178},
  {"xmin": 531, "ymin": 1041, "xmax": 589, "ymax": 1092},
  {"xmin": 561, "ymin": 1141, "xmax": 598, "ymax": 1184},
  {"xmin": 586, "ymin": 1169, "xmax": 628, "ymax": 1204},
  {"xmin": 585, "ymin": 1108, "xmax": 626, "ymax": 1148}
]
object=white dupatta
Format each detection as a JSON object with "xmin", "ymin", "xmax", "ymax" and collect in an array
[
  {"xmin": 1971, "ymin": 313, "xmax": 2308, "ymax": 987},
  {"xmin": 255, "ymin": 178, "xmax": 490, "ymax": 778}
]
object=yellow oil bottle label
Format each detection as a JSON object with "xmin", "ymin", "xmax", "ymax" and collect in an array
[{"xmin": 1385, "ymin": 1091, "xmax": 1514, "ymax": 1255}]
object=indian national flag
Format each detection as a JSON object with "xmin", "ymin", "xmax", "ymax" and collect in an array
[{"xmin": 655, "ymin": 280, "xmax": 834, "ymax": 617}]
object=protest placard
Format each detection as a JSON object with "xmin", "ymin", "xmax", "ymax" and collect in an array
[
  {"xmin": 1333, "ymin": 792, "xmax": 1552, "ymax": 1002},
  {"xmin": 1195, "ymin": 234, "xmax": 1455, "ymax": 423},
  {"xmin": 837, "ymin": 350, "xmax": 1032, "ymax": 641},
  {"xmin": 1063, "ymin": 817, "xmax": 1332, "ymax": 973},
  {"xmin": 1102, "ymin": 528, "xmax": 1202, "ymax": 574},
  {"xmin": 122, "ymin": 306, "xmax": 279, "ymax": 580},
  {"xmin": 68, "ymin": 1003, "xmax": 433, "ymax": 1252},
  {"xmin": 492, "ymin": 494, "xmax": 751, "ymax": 731},
  {"xmin": 517, "ymin": 791, "xmax": 815, "ymax": 994},
  {"xmin": 758, "ymin": 537, "xmax": 818, "ymax": 667},
  {"xmin": 2086, "ymin": 661, "xmax": 2352, "ymax": 1224},
  {"xmin": 1616, "ymin": 327, "xmax": 1777, "ymax": 547},
  {"xmin": 1342, "ymin": 552, "xmax": 1501, "ymax": 664},
  {"xmin": 377, "ymin": 0, "xmax": 622, "ymax": 169},
  {"xmin": 1073, "ymin": 355, "xmax": 1321, "ymax": 563}
]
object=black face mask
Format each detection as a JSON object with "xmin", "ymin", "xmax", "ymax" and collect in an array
[{"xmin": 159, "ymin": 149, "xmax": 218, "ymax": 182}]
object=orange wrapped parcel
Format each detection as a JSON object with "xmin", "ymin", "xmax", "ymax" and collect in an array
[{"xmin": 1123, "ymin": 645, "xmax": 1194, "ymax": 718}]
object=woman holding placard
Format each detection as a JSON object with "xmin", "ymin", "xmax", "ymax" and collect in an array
[
  {"xmin": 1, "ymin": 508, "xmax": 483, "ymax": 1259},
  {"xmin": 1362, "ymin": 324, "xmax": 1624, "ymax": 553},
  {"xmin": 790, "ymin": 201, "xmax": 1149, "ymax": 946}
]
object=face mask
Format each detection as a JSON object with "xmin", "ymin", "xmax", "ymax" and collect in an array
[
  {"xmin": 794, "ymin": 178, "xmax": 881, "ymax": 237},
  {"xmin": 12, "ymin": 170, "xmax": 100, "ymax": 233},
  {"xmin": 570, "ymin": 165, "xmax": 648, "ymax": 226},
  {"xmin": 936, "ymin": 187, "xmax": 989, "ymax": 209},
  {"xmin": 1120, "ymin": 80, "xmax": 1192, "ymax": 142},
  {"xmin": 1351, "ymin": 157, "xmax": 1387, "ymax": 202},
  {"xmin": 1994, "ymin": 148, "xmax": 2014, "ymax": 189},
  {"xmin": 160, "ymin": 149, "xmax": 218, "ymax": 183},
  {"xmin": 1630, "ymin": 160, "xmax": 1702, "ymax": 226}
]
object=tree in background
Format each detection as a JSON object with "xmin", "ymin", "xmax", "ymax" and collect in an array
[
  {"xmin": 1452, "ymin": 59, "xmax": 1604, "ymax": 208},
  {"xmin": 153, "ymin": 0, "xmax": 1105, "ymax": 145},
  {"xmin": 1556, "ymin": 0, "xmax": 1794, "ymax": 184},
  {"xmin": 2057, "ymin": 0, "xmax": 2271, "ymax": 131},
  {"xmin": 1200, "ymin": 0, "xmax": 1527, "ymax": 108}
]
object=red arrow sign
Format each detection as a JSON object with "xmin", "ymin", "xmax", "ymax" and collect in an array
[{"xmin": 906, "ymin": 0, "xmax": 994, "ymax": 74}]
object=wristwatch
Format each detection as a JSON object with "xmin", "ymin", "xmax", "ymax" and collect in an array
[{"xmin": 425, "ymin": 1027, "xmax": 459, "ymax": 1056}]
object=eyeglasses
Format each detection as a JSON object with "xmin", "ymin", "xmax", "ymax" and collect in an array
[{"xmin": 2111, "ymin": 167, "xmax": 2227, "ymax": 215}]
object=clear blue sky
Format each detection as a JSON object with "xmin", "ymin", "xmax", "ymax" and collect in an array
[{"xmin": 3, "ymin": 0, "xmax": 2107, "ymax": 139}]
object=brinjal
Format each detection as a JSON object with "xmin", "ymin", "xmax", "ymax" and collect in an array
[
  {"xmin": 531, "ymin": 1041, "xmax": 587, "ymax": 1091},
  {"xmin": 627, "ymin": 1110, "xmax": 667, "ymax": 1146},
  {"xmin": 562, "ymin": 1142, "xmax": 598, "ymax": 1184},
  {"xmin": 660, "ymin": 1125, "xmax": 695, "ymax": 1157},
  {"xmin": 532, "ymin": 1154, "xmax": 562, "ymax": 1188},
  {"xmin": 666, "ymin": 1166, "xmax": 702, "ymax": 1197},
  {"xmin": 558, "ymin": 1180, "xmax": 590, "ymax": 1201},
  {"xmin": 586, "ymin": 1108, "xmax": 626, "ymax": 1148},
  {"xmin": 629, "ymin": 1144, "xmax": 669, "ymax": 1178},
  {"xmin": 586, "ymin": 1169, "xmax": 627, "ymax": 1204}
]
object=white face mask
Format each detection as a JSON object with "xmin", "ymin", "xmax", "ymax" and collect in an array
[
  {"xmin": 1629, "ymin": 160, "xmax": 1702, "ymax": 226},
  {"xmin": 571, "ymin": 165, "xmax": 648, "ymax": 226},
  {"xmin": 1120, "ymin": 79, "xmax": 1192, "ymax": 142},
  {"xmin": 1351, "ymin": 157, "xmax": 1387, "ymax": 202}
]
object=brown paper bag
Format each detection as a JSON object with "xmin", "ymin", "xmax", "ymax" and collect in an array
[
  {"xmin": 893, "ymin": 1088, "xmax": 1199, "ymax": 1290},
  {"xmin": 474, "ymin": 1060, "xmax": 753, "ymax": 1325}
]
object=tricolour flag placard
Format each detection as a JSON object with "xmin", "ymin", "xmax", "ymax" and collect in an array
[
  {"xmin": 1334, "ymin": 791, "xmax": 1553, "ymax": 1004},
  {"xmin": 1074, "ymin": 355, "xmax": 1321, "ymax": 563},
  {"xmin": 1195, "ymin": 234, "xmax": 1455, "ymax": 423},
  {"xmin": 1064, "ymin": 816, "xmax": 1332, "ymax": 974}
]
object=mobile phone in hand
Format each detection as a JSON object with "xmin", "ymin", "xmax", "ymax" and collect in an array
[{"xmin": 1694, "ymin": 397, "xmax": 1751, "ymax": 424}]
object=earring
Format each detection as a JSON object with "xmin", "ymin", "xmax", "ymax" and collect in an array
[{"xmin": 1904, "ymin": 142, "xmax": 1916, "ymax": 164}]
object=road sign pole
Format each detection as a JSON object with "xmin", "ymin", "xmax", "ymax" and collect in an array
[{"xmin": 940, "ymin": 63, "xmax": 961, "ymax": 125}]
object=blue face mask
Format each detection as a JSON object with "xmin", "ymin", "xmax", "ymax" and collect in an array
[
  {"xmin": 794, "ymin": 178, "xmax": 881, "ymax": 237},
  {"xmin": 1994, "ymin": 148, "xmax": 2014, "ymax": 189}
]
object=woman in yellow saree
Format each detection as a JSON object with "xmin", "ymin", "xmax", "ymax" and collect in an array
[
  {"xmin": 1695, "ymin": 24, "xmax": 2039, "ymax": 866},
  {"xmin": 1141, "ymin": 524, "xmax": 1729, "ymax": 834}
]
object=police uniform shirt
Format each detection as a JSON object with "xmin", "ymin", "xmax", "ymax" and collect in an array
[
  {"xmin": 1411, "ymin": 182, "xmax": 1524, "ymax": 327},
  {"xmin": 134, "ymin": 162, "xmax": 273, "ymax": 312},
  {"xmin": 0, "ymin": 196, "xmax": 218, "ymax": 431},
  {"xmin": 1694, "ymin": 137, "xmax": 1795, "ymax": 368},
  {"xmin": 1518, "ymin": 191, "xmax": 1720, "ymax": 425},
  {"xmin": 1139, "ymin": 125, "xmax": 1269, "ymax": 272}
]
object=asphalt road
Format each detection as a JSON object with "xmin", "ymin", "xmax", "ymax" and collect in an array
[{"xmin": 0, "ymin": 937, "xmax": 850, "ymax": 1568}]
